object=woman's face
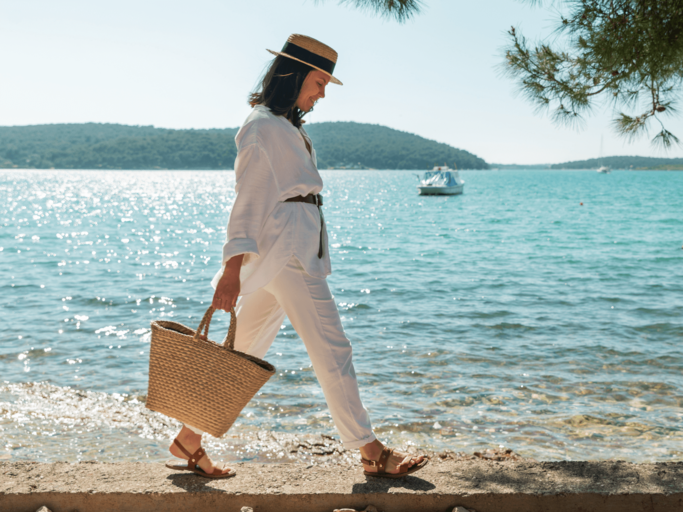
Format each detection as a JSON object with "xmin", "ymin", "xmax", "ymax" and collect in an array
[{"xmin": 296, "ymin": 70, "xmax": 330, "ymax": 112}]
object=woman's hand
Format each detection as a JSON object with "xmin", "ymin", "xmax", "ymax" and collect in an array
[{"xmin": 212, "ymin": 254, "xmax": 244, "ymax": 311}]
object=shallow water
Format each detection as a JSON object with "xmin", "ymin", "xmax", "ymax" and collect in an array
[{"xmin": 1, "ymin": 169, "xmax": 682, "ymax": 463}]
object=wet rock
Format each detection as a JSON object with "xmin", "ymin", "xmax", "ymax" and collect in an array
[
  {"xmin": 252, "ymin": 431, "xmax": 356, "ymax": 465},
  {"xmin": 240, "ymin": 507, "xmax": 253, "ymax": 512},
  {"xmin": 35, "ymin": 508, "xmax": 53, "ymax": 512},
  {"xmin": 435, "ymin": 447, "xmax": 524, "ymax": 462},
  {"xmin": 473, "ymin": 448, "xmax": 521, "ymax": 461},
  {"xmin": 452, "ymin": 507, "xmax": 474, "ymax": 512}
]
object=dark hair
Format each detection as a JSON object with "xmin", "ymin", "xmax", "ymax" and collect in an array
[{"xmin": 249, "ymin": 55, "xmax": 314, "ymax": 128}]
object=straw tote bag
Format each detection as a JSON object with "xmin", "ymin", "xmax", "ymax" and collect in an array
[{"xmin": 146, "ymin": 306, "xmax": 276, "ymax": 437}]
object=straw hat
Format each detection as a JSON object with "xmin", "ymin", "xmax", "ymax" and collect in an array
[{"xmin": 267, "ymin": 34, "xmax": 343, "ymax": 86}]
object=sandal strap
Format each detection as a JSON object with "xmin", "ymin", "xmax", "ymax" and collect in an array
[
  {"xmin": 188, "ymin": 447, "xmax": 206, "ymax": 466},
  {"xmin": 173, "ymin": 438, "xmax": 206, "ymax": 467},
  {"xmin": 377, "ymin": 447, "xmax": 391, "ymax": 474},
  {"xmin": 173, "ymin": 438, "xmax": 192, "ymax": 459},
  {"xmin": 211, "ymin": 463, "xmax": 227, "ymax": 476},
  {"xmin": 360, "ymin": 447, "xmax": 392, "ymax": 474}
]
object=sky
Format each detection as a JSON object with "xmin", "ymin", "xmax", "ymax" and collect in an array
[{"xmin": 2, "ymin": 0, "xmax": 682, "ymax": 165}]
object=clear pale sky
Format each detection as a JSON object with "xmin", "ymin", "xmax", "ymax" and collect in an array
[{"xmin": 2, "ymin": 0, "xmax": 682, "ymax": 164}]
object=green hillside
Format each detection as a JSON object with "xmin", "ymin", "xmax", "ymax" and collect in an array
[
  {"xmin": 0, "ymin": 122, "xmax": 489, "ymax": 171},
  {"xmin": 304, "ymin": 122, "xmax": 488, "ymax": 169},
  {"xmin": 0, "ymin": 124, "xmax": 239, "ymax": 170}
]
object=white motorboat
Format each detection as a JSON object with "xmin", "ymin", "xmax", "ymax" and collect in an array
[{"xmin": 417, "ymin": 165, "xmax": 465, "ymax": 195}]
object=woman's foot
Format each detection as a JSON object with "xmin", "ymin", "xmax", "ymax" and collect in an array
[
  {"xmin": 168, "ymin": 426, "xmax": 233, "ymax": 477},
  {"xmin": 359, "ymin": 439, "xmax": 426, "ymax": 475}
]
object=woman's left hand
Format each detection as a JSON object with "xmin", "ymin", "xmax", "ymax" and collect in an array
[{"xmin": 212, "ymin": 254, "xmax": 244, "ymax": 311}]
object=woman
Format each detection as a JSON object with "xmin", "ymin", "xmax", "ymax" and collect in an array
[{"xmin": 167, "ymin": 34, "xmax": 427, "ymax": 479}]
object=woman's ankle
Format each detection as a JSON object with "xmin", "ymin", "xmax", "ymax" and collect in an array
[
  {"xmin": 359, "ymin": 439, "xmax": 384, "ymax": 460},
  {"xmin": 176, "ymin": 426, "xmax": 201, "ymax": 444}
]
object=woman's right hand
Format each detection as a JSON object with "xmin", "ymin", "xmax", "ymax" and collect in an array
[{"xmin": 212, "ymin": 254, "xmax": 244, "ymax": 311}]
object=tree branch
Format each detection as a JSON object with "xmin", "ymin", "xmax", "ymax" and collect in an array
[{"xmin": 331, "ymin": 0, "xmax": 423, "ymax": 22}]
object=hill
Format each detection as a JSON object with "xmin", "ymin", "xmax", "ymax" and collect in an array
[
  {"xmin": 303, "ymin": 122, "xmax": 488, "ymax": 169},
  {"xmin": 0, "ymin": 122, "xmax": 489, "ymax": 171},
  {"xmin": 0, "ymin": 124, "xmax": 239, "ymax": 170}
]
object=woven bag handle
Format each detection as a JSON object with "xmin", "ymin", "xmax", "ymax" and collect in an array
[{"xmin": 194, "ymin": 306, "xmax": 237, "ymax": 350}]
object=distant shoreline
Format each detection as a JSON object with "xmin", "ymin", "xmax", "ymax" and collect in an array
[{"xmin": 5, "ymin": 123, "xmax": 683, "ymax": 172}]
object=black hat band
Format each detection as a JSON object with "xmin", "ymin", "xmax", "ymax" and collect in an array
[{"xmin": 281, "ymin": 42, "xmax": 336, "ymax": 75}]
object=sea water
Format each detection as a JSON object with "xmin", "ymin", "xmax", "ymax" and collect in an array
[{"xmin": 1, "ymin": 169, "xmax": 682, "ymax": 464}]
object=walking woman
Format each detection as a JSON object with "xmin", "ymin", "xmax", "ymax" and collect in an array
[{"xmin": 167, "ymin": 34, "xmax": 427, "ymax": 479}]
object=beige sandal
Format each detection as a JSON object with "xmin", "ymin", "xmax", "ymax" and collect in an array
[
  {"xmin": 165, "ymin": 438, "xmax": 236, "ymax": 479},
  {"xmin": 361, "ymin": 447, "xmax": 429, "ymax": 479}
]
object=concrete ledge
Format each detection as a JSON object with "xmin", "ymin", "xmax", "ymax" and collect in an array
[{"xmin": 2, "ymin": 460, "xmax": 683, "ymax": 512}]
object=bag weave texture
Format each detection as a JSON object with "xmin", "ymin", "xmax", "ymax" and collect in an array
[{"xmin": 146, "ymin": 306, "xmax": 275, "ymax": 437}]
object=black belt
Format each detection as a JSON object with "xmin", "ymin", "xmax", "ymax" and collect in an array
[{"xmin": 284, "ymin": 193, "xmax": 324, "ymax": 258}]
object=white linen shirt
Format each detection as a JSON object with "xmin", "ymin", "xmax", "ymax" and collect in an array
[{"xmin": 211, "ymin": 105, "xmax": 331, "ymax": 295}]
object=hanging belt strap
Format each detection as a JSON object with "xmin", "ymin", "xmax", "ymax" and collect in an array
[{"xmin": 283, "ymin": 193, "xmax": 325, "ymax": 258}]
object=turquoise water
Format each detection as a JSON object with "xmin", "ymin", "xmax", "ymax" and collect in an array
[{"xmin": 1, "ymin": 169, "xmax": 682, "ymax": 463}]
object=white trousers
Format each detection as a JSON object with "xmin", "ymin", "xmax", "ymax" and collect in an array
[{"xmin": 188, "ymin": 257, "xmax": 376, "ymax": 449}]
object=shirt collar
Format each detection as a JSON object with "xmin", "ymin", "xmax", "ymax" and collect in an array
[{"xmin": 254, "ymin": 104, "xmax": 305, "ymax": 133}]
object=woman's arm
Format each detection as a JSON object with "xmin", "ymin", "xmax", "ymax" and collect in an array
[
  {"xmin": 213, "ymin": 140, "xmax": 276, "ymax": 312},
  {"xmin": 221, "ymin": 142, "xmax": 275, "ymax": 265}
]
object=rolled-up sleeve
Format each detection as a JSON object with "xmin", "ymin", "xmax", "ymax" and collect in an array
[{"xmin": 222, "ymin": 142, "xmax": 276, "ymax": 265}]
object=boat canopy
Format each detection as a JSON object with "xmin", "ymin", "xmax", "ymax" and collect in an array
[{"xmin": 421, "ymin": 170, "xmax": 464, "ymax": 187}]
